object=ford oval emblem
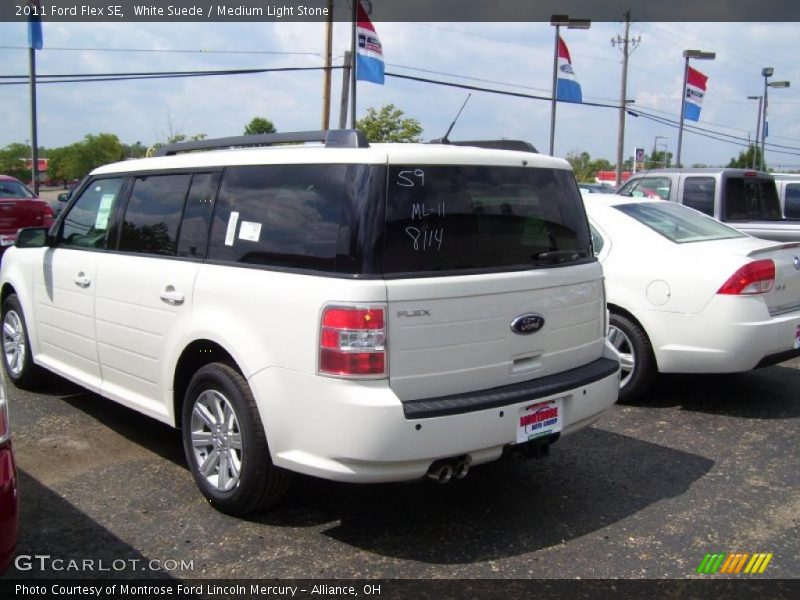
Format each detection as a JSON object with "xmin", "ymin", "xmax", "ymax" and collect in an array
[
  {"xmin": 794, "ymin": 256, "xmax": 800, "ymax": 271},
  {"xmin": 510, "ymin": 313, "xmax": 545, "ymax": 335}
]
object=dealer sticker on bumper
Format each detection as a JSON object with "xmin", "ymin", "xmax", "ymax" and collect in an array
[{"xmin": 517, "ymin": 398, "xmax": 563, "ymax": 444}]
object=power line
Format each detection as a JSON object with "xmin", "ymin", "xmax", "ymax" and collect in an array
[{"xmin": 3, "ymin": 63, "xmax": 798, "ymax": 157}]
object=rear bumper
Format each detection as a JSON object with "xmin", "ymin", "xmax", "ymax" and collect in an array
[
  {"xmin": 0, "ymin": 443, "xmax": 19, "ymax": 575},
  {"xmin": 646, "ymin": 298, "xmax": 800, "ymax": 373},
  {"xmin": 250, "ymin": 348, "xmax": 619, "ymax": 483}
]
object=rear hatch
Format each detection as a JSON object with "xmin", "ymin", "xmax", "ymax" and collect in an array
[
  {"xmin": 747, "ymin": 241, "xmax": 800, "ymax": 315},
  {"xmin": 381, "ymin": 160, "xmax": 605, "ymax": 401}
]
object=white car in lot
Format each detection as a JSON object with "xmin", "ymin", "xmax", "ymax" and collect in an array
[{"xmin": 586, "ymin": 195, "xmax": 800, "ymax": 400}]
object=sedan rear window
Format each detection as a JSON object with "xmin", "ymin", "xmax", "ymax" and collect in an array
[
  {"xmin": 382, "ymin": 166, "xmax": 592, "ymax": 274},
  {"xmin": 0, "ymin": 180, "xmax": 34, "ymax": 198},
  {"xmin": 615, "ymin": 201, "xmax": 745, "ymax": 243}
]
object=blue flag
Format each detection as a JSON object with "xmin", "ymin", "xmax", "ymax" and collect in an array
[{"xmin": 27, "ymin": 1, "xmax": 44, "ymax": 50}]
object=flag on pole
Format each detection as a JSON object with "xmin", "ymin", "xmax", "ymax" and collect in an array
[
  {"xmin": 684, "ymin": 66, "xmax": 708, "ymax": 122},
  {"xmin": 555, "ymin": 36, "xmax": 581, "ymax": 103},
  {"xmin": 27, "ymin": 1, "xmax": 44, "ymax": 50},
  {"xmin": 355, "ymin": 1, "xmax": 384, "ymax": 85}
]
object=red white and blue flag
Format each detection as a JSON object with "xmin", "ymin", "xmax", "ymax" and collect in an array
[
  {"xmin": 684, "ymin": 66, "xmax": 708, "ymax": 122},
  {"xmin": 356, "ymin": 1, "xmax": 384, "ymax": 85},
  {"xmin": 555, "ymin": 36, "xmax": 581, "ymax": 103}
]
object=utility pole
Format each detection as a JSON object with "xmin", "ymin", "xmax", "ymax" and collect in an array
[
  {"xmin": 321, "ymin": 0, "xmax": 333, "ymax": 130},
  {"xmin": 338, "ymin": 51, "xmax": 352, "ymax": 129},
  {"xmin": 612, "ymin": 11, "xmax": 640, "ymax": 187}
]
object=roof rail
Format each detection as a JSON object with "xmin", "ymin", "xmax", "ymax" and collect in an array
[
  {"xmin": 155, "ymin": 129, "xmax": 369, "ymax": 156},
  {"xmin": 429, "ymin": 139, "xmax": 538, "ymax": 153}
]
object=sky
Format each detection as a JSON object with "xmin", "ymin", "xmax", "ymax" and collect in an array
[{"xmin": 1, "ymin": 17, "xmax": 799, "ymax": 171}]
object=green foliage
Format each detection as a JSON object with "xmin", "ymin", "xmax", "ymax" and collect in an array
[
  {"xmin": 244, "ymin": 117, "xmax": 277, "ymax": 136},
  {"xmin": 566, "ymin": 151, "xmax": 614, "ymax": 182},
  {"xmin": 645, "ymin": 149, "xmax": 672, "ymax": 169},
  {"xmin": 356, "ymin": 104, "xmax": 423, "ymax": 143},
  {"xmin": 727, "ymin": 144, "xmax": 764, "ymax": 170},
  {"xmin": 0, "ymin": 142, "xmax": 32, "ymax": 179}
]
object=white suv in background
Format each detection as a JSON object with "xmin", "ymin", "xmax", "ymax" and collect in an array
[{"xmin": 0, "ymin": 130, "xmax": 619, "ymax": 515}]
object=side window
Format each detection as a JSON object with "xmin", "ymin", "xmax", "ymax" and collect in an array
[
  {"xmin": 208, "ymin": 165, "xmax": 345, "ymax": 271},
  {"xmin": 176, "ymin": 172, "xmax": 220, "ymax": 259},
  {"xmin": 617, "ymin": 177, "xmax": 671, "ymax": 200},
  {"xmin": 682, "ymin": 177, "xmax": 715, "ymax": 216},
  {"xmin": 590, "ymin": 225, "xmax": 605, "ymax": 256},
  {"xmin": 119, "ymin": 173, "xmax": 192, "ymax": 255},
  {"xmin": 60, "ymin": 177, "xmax": 125, "ymax": 249},
  {"xmin": 784, "ymin": 183, "xmax": 800, "ymax": 218}
]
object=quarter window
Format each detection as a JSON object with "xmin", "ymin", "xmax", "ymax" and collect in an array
[
  {"xmin": 784, "ymin": 183, "xmax": 800, "ymax": 218},
  {"xmin": 119, "ymin": 174, "xmax": 192, "ymax": 255},
  {"xmin": 60, "ymin": 177, "xmax": 125, "ymax": 249},
  {"xmin": 208, "ymin": 165, "xmax": 346, "ymax": 271}
]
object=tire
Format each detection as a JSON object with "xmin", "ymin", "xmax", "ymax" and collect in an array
[
  {"xmin": 1, "ymin": 293, "xmax": 43, "ymax": 389},
  {"xmin": 607, "ymin": 312, "xmax": 657, "ymax": 402},
  {"xmin": 182, "ymin": 362, "xmax": 290, "ymax": 515}
]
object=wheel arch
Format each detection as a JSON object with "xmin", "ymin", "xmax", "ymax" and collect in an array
[
  {"xmin": 607, "ymin": 302, "xmax": 660, "ymax": 370},
  {"xmin": 172, "ymin": 339, "xmax": 242, "ymax": 429}
]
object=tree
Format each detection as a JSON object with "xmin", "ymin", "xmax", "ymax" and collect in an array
[
  {"xmin": 356, "ymin": 104, "xmax": 423, "ymax": 143},
  {"xmin": 727, "ymin": 144, "xmax": 764, "ymax": 171},
  {"xmin": 645, "ymin": 149, "xmax": 673, "ymax": 169},
  {"xmin": 244, "ymin": 117, "xmax": 277, "ymax": 135},
  {"xmin": 0, "ymin": 142, "xmax": 32, "ymax": 180},
  {"xmin": 566, "ymin": 151, "xmax": 614, "ymax": 182}
]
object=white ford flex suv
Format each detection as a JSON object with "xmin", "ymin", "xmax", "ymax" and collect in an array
[{"xmin": 0, "ymin": 130, "xmax": 619, "ymax": 515}]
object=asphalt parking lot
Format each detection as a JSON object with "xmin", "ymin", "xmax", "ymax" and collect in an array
[{"xmin": 3, "ymin": 359, "xmax": 799, "ymax": 581}]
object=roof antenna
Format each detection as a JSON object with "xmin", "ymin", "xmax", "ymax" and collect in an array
[{"xmin": 436, "ymin": 93, "xmax": 472, "ymax": 144}]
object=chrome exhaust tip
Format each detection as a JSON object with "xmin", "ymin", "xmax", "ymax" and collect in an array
[
  {"xmin": 427, "ymin": 464, "xmax": 454, "ymax": 484},
  {"xmin": 453, "ymin": 458, "xmax": 471, "ymax": 480}
]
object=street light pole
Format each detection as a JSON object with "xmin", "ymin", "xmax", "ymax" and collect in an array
[
  {"xmin": 675, "ymin": 49, "xmax": 715, "ymax": 168},
  {"xmin": 549, "ymin": 15, "xmax": 590, "ymax": 156},
  {"xmin": 761, "ymin": 67, "xmax": 791, "ymax": 172},
  {"xmin": 747, "ymin": 95, "xmax": 762, "ymax": 170}
]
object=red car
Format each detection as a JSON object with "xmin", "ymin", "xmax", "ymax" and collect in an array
[
  {"xmin": 0, "ymin": 376, "xmax": 17, "ymax": 574},
  {"xmin": 0, "ymin": 175, "xmax": 55, "ymax": 253}
]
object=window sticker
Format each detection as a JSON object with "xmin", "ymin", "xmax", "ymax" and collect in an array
[
  {"xmin": 238, "ymin": 221, "xmax": 262, "ymax": 242},
  {"xmin": 224, "ymin": 211, "xmax": 239, "ymax": 247},
  {"xmin": 94, "ymin": 194, "xmax": 115, "ymax": 230}
]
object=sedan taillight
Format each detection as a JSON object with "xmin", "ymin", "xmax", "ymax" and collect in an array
[{"xmin": 717, "ymin": 259, "xmax": 775, "ymax": 295}]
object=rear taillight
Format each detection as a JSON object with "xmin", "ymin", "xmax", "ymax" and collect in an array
[
  {"xmin": 717, "ymin": 259, "xmax": 775, "ymax": 295},
  {"xmin": 319, "ymin": 305, "xmax": 386, "ymax": 377},
  {"xmin": 0, "ymin": 382, "xmax": 9, "ymax": 444}
]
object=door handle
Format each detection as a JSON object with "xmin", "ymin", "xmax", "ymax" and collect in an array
[
  {"xmin": 159, "ymin": 286, "xmax": 185, "ymax": 306},
  {"xmin": 74, "ymin": 273, "xmax": 91, "ymax": 288}
]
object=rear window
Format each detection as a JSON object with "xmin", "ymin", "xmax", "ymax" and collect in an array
[
  {"xmin": 0, "ymin": 180, "xmax": 34, "ymax": 198},
  {"xmin": 723, "ymin": 177, "xmax": 781, "ymax": 221},
  {"xmin": 616, "ymin": 201, "xmax": 745, "ymax": 243},
  {"xmin": 382, "ymin": 166, "xmax": 592, "ymax": 274}
]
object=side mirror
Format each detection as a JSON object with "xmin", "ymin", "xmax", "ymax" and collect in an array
[
  {"xmin": 57, "ymin": 193, "xmax": 68, "ymax": 202},
  {"xmin": 15, "ymin": 227, "xmax": 51, "ymax": 249}
]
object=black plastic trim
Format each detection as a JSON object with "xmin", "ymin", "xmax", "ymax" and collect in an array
[
  {"xmin": 402, "ymin": 357, "xmax": 619, "ymax": 419},
  {"xmin": 755, "ymin": 348, "xmax": 800, "ymax": 369}
]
